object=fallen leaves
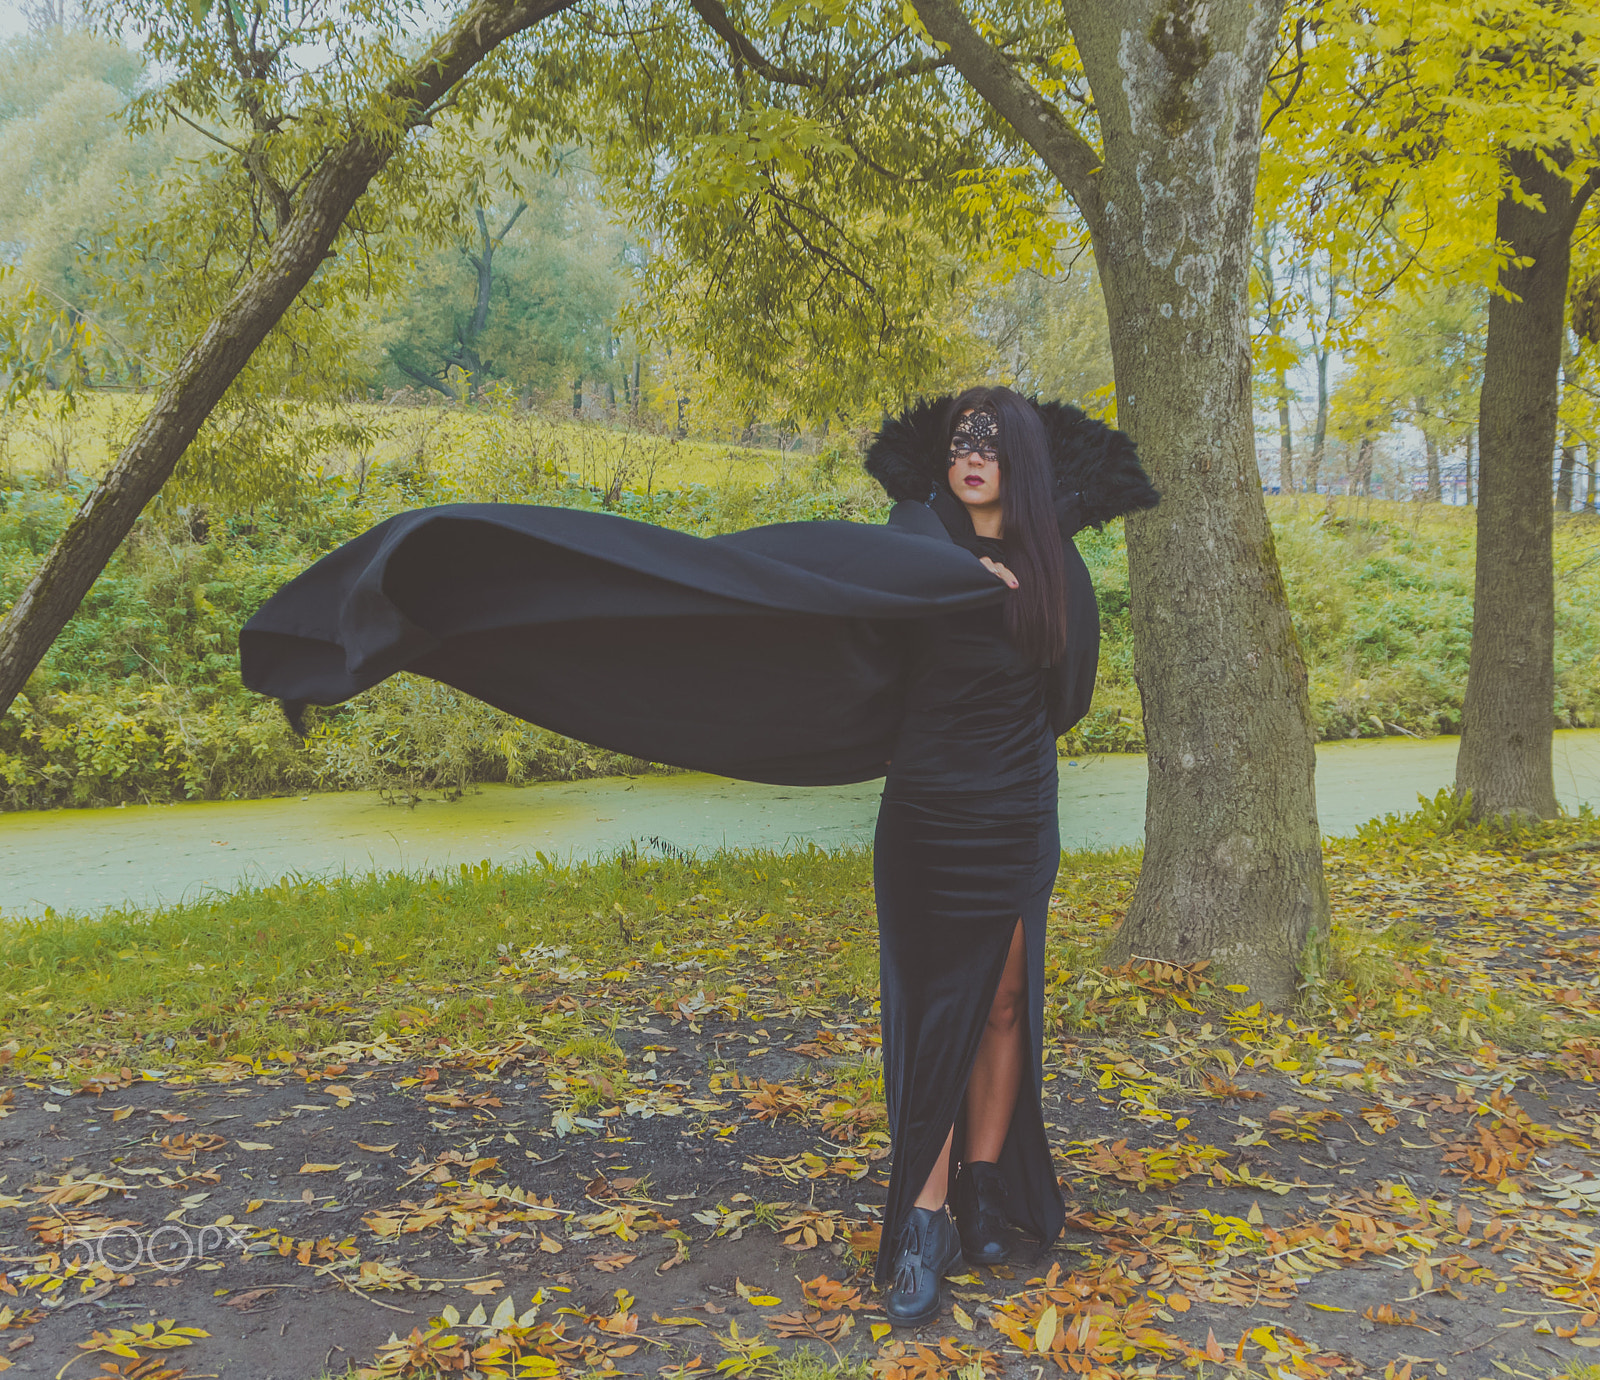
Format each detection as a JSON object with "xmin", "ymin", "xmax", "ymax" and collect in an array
[
  {"xmin": 1062, "ymin": 1137, "xmax": 1228, "ymax": 1191},
  {"xmin": 1441, "ymin": 1122, "xmax": 1536, "ymax": 1183},
  {"xmin": 76, "ymin": 1320, "xmax": 209, "ymax": 1359},
  {"xmin": 1363, "ymin": 1304, "xmax": 1436, "ymax": 1331},
  {"xmin": 27, "ymin": 1174, "xmax": 129, "ymax": 1206},
  {"xmin": 732, "ymin": 1279, "xmax": 780, "ymax": 1308},
  {"xmin": 577, "ymin": 1204, "xmax": 678, "ymax": 1242},
  {"xmin": 776, "ymin": 1207, "xmax": 846, "ymax": 1250},
  {"xmin": 158, "ymin": 1132, "xmax": 226, "ymax": 1162},
  {"xmin": 872, "ymin": 1337, "xmax": 999, "ymax": 1380}
]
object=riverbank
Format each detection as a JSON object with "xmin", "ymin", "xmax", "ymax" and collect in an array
[
  {"xmin": 1, "ymin": 808, "xmax": 1598, "ymax": 1380},
  {"xmin": 5, "ymin": 419, "xmax": 1598, "ymax": 811},
  {"xmin": 5, "ymin": 730, "xmax": 1598, "ymax": 920}
]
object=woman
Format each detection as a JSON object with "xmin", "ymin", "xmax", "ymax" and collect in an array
[
  {"xmin": 238, "ymin": 387, "xmax": 1156, "ymax": 1321},
  {"xmin": 861, "ymin": 387, "xmax": 1154, "ymax": 1323}
]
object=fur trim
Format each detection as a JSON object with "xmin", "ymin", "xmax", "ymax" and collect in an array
[
  {"xmin": 863, "ymin": 396, "xmax": 952, "ymax": 502},
  {"xmin": 864, "ymin": 395, "xmax": 1159, "ymax": 529}
]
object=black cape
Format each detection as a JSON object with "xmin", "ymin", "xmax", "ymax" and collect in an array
[
  {"xmin": 239, "ymin": 398, "xmax": 1156, "ymax": 785},
  {"xmin": 241, "ymin": 504, "xmax": 1017, "ymax": 784}
]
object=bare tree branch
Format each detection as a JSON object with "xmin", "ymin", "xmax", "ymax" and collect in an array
[
  {"xmin": 908, "ymin": 0, "xmax": 1103, "ymax": 228},
  {"xmin": 688, "ymin": 0, "xmax": 951, "ymax": 98},
  {"xmin": 163, "ymin": 103, "xmax": 248, "ymax": 155}
]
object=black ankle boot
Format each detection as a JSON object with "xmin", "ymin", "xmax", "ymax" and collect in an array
[
  {"xmin": 884, "ymin": 1204, "xmax": 961, "ymax": 1327},
  {"xmin": 952, "ymin": 1161, "xmax": 1011, "ymax": 1266}
]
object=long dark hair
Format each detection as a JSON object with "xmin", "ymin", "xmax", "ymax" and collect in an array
[{"xmin": 946, "ymin": 386, "xmax": 1067, "ymax": 667}]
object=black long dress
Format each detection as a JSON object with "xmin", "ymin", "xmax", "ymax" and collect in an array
[
  {"xmin": 866, "ymin": 497, "xmax": 1085, "ymax": 1282},
  {"xmin": 238, "ymin": 396, "xmax": 1158, "ymax": 1286}
]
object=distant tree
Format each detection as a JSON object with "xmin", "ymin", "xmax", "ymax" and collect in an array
[
  {"xmin": 1253, "ymin": 220, "xmax": 1301, "ymax": 493},
  {"xmin": 382, "ymin": 169, "xmax": 631, "ymax": 403},
  {"xmin": 0, "ymin": 27, "xmax": 191, "ymax": 385},
  {"xmin": 1332, "ymin": 282, "xmax": 1486, "ymax": 501},
  {"xmin": 1271, "ymin": 0, "xmax": 1600, "ymax": 819},
  {"xmin": 971, "ymin": 256, "xmax": 1116, "ymax": 415}
]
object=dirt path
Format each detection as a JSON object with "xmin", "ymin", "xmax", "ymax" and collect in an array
[{"xmin": 6, "ymin": 1002, "xmax": 1600, "ymax": 1380}]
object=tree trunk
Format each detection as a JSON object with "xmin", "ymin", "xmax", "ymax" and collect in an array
[
  {"xmin": 912, "ymin": 0, "xmax": 1328, "ymax": 1001},
  {"xmin": 1302, "ymin": 266, "xmax": 1337, "ymax": 496},
  {"xmin": 456, "ymin": 200, "xmax": 527, "ymax": 393},
  {"xmin": 1465, "ymin": 427, "xmax": 1476, "ymax": 505},
  {"xmin": 1586, "ymin": 446, "xmax": 1597, "ymax": 513},
  {"xmin": 1259, "ymin": 222, "xmax": 1294, "ymax": 493},
  {"xmin": 1456, "ymin": 151, "xmax": 1597, "ymax": 820},
  {"xmin": 1557, "ymin": 432, "xmax": 1577, "ymax": 511},
  {"xmin": 1355, "ymin": 434, "xmax": 1374, "ymax": 497},
  {"xmin": 1093, "ymin": 2, "xmax": 1327, "ymax": 1003},
  {"xmin": 632, "ymin": 355, "xmax": 643, "ymax": 417},
  {"xmin": 0, "ymin": 0, "xmax": 572, "ymax": 722},
  {"xmin": 1420, "ymin": 405, "xmax": 1441, "ymax": 501},
  {"xmin": 1309, "ymin": 348, "xmax": 1329, "ymax": 494},
  {"xmin": 1277, "ymin": 384, "xmax": 1295, "ymax": 494}
]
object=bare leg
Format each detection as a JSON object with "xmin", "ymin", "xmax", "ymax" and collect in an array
[
  {"xmin": 965, "ymin": 920, "xmax": 1027, "ymax": 1162},
  {"xmin": 914, "ymin": 1126, "xmax": 954, "ymax": 1210},
  {"xmin": 913, "ymin": 920, "xmax": 1028, "ymax": 1206}
]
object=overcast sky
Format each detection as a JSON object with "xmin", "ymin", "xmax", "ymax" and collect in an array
[{"xmin": 0, "ymin": 2, "xmax": 27, "ymax": 39}]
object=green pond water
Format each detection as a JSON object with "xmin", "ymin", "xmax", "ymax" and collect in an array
[{"xmin": 3, "ymin": 730, "xmax": 1596, "ymax": 920}]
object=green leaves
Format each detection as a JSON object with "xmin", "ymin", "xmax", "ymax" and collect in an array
[{"xmin": 0, "ymin": 268, "xmax": 103, "ymax": 415}]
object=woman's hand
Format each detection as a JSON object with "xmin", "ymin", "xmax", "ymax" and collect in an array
[{"xmin": 980, "ymin": 556, "xmax": 1019, "ymax": 589}]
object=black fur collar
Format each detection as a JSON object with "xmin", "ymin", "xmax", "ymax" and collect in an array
[{"xmin": 863, "ymin": 395, "xmax": 1160, "ymax": 531}]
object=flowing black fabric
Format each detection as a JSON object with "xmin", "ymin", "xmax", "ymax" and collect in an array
[{"xmin": 240, "ymin": 504, "xmax": 1017, "ymax": 786}]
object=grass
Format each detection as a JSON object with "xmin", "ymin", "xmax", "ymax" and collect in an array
[
  {"xmin": 2, "ymin": 803, "xmax": 1596, "ymax": 1081},
  {"xmin": 0, "ymin": 394, "xmax": 809, "ymax": 494},
  {"xmin": 0, "ymin": 844, "xmax": 881, "ymax": 1069}
]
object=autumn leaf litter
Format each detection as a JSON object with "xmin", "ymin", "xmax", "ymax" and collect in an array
[{"xmin": 1, "ymin": 816, "xmax": 1599, "ymax": 1380}]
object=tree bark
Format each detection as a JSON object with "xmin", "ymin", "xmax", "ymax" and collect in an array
[
  {"xmin": 0, "ymin": 0, "xmax": 572, "ymax": 721},
  {"xmin": 1465, "ymin": 427, "xmax": 1476, "ymax": 505},
  {"xmin": 1456, "ymin": 151, "xmax": 1598, "ymax": 820},
  {"xmin": 1586, "ymin": 446, "xmax": 1597, "ymax": 514},
  {"xmin": 914, "ymin": 0, "xmax": 1328, "ymax": 1002}
]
